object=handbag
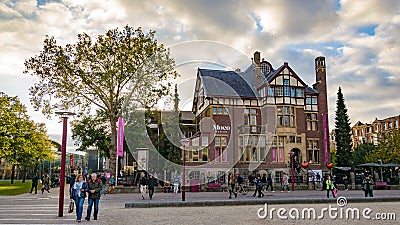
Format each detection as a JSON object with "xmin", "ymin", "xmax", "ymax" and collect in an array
[
  {"xmin": 333, "ymin": 188, "xmax": 337, "ymax": 196},
  {"xmin": 68, "ymin": 200, "xmax": 74, "ymax": 213}
]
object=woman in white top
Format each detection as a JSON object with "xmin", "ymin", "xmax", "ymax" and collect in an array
[{"xmin": 71, "ymin": 175, "xmax": 88, "ymax": 222}]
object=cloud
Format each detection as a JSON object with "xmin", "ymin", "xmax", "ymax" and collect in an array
[{"xmin": 0, "ymin": 0, "xmax": 399, "ymax": 138}]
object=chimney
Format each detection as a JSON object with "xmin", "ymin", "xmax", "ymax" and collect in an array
[{"xmin": 254, "ymin": 51, "xmax": 261, "ymax": 66}]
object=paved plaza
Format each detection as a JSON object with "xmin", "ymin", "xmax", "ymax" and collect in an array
[{"xmin": 0, "ymin": 187, "xmax": 399, "ymax": 224}]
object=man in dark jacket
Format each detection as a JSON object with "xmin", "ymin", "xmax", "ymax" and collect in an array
[
  {"xmin": 265, "ymin": 173, "xmax": 274, "ymax": 192},
  {"xmin": 148, "ymin": 174, "xmax": 157, "ymax": 200},
  {"xmin": 85, "ymin": 173, "xmax": 102, "ymax": 221},
  {"xmin": 30, "ymin": 173, "xmax": 39, "ymax": 194}
]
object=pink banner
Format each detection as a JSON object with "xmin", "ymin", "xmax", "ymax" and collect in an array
[
  {"xmin": 117, "ymin": 117, "xmax": 124, "ymax": 157},
  {"xmin": 222, "ymin": 149, "xmax": 227, "ymax": 162},
  {"xmin": 278, "ymin": 148, "xmax": 284, "ymax": 162},
  {"xmin": 271, "ymin": 148, "xmax": 277, "ymax": 161},
  {"xmin": 69, "ymin": 154, "xmax": 74, "ymax": 167},
  {"xmin": 323, "ymin": 114, "xmax": 329, "ymax": 163}
]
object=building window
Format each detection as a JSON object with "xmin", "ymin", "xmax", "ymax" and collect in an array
[
  {"xmin": 290, "ymin": 87, "xmax": 295, "ymax": 97},
  {"xmin": 277, "ymin": 106, "xmax": 295, "ymax": 127},
  {"xmin": 307, "ymin": 139, "xmax": 319, "ymax": 163},
  {"xmin": 276, "ymin": 86, "xmax": 283, "ymax": 96},
  {"xmin": 284, "ymin": 86, "xmax": 290, "ymax": 96},
  {"xmin": 212, "ymin": 106, "xmax": 229, "ymax": 115},
  {"xmin": 202, "ymin": 136, "xmax": 209, "ymax": 146},
  {"xmin": 283, "ymin": 79, "xmax": 290, "ymax": 86},
  {"xmin": 296, "ymin": 88, "xmax": 304, "ymax": 98},
  {"xmin": 199, "ymin": 88, "xmax": 204, "ymax": 106},
  {"xmin": 306, "ymin": 113, "xmax": 318, "ymax": 131},
  {"xmin": 192, "ymin": 149, "xmax": 199, "ymax": 162},
  {"xmin": 296, "ymin": 136, "xmax": 302, "ymax": 143},
  {"xmin": 201, "ymin": 148, "xmax": 208, "ymax": 162},
  {"xmin": 215, "ymin": 136, "xmax": 227, "ymax": 162},
  {"xmin": 268, "ymin": 86, "xmax": 274, "ymax": 96},
  {"xmin": 244, "ymin": 108, "xmax": 257, "ymax": 126},
  {"xmin": 290, "ymin": 136, "xmax": 295, "ymax": 143}
]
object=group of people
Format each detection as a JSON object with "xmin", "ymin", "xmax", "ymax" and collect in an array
[
  {"xmin": 138, "ymin": 173, "xmax": 158, "ymax": 200},
  {"xmin": 227, "ymin": 173, "xmax": 276, "ymax": 199},
  {"xmin": 29, "ymin": 173, "xmax": 51, "ymax": 194},
  {"xmin": 69, "ymin": 173, "xmax": 104, "ymax": 222}
]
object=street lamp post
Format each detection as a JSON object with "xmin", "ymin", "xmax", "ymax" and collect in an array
[
  {"xmin": 180, "ymin": 138, "xmax": 189, "ymax": 201},
  {"xmin": 55, "ymin": 111, "xmax": 75, "ymax": 217},
  {"xmin": 378, "ymin": 159, "xmax": 383, "ymax": 182},
  {"xmin": 289, "ymin": 151, "xmax": 295, "ymax": 191}
]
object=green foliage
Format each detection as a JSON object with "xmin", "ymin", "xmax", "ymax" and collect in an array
[
  {"xmin": 24, "ymin": 26, "xmax": 178, "ymax": 172},
  {"xmin": 334, "ymin": 87, "xmax": 352, "ymax": 166},
  {"xmin": 0, "ymin": 180, "xmax": 32, "ymax": 196},
  {"xmin": 330, "ymin": 147, "xmax": 337, "ymax": 166},
  {"xmin": 0, "ymin": 93, "xmax": 55, "ymax": 181},
  {"xmin": 352, "ymin": 143, "xmax": 376, "ymax": 165},
  {"xmin": 71, "ymin": 109, "xmax": 111, "ymax": 158},
  {"xmin": 366, "ymin": 129, "xmax": 400, "ymax": 164}
]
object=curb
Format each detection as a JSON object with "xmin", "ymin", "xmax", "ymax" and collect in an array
[{"xmin": 125, "ymin": 196, "xmax": 400, "ymax": 208}]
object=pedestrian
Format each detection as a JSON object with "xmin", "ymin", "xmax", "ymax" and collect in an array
[
  {"xmin": 253, "ymin": 175, "xmax": 264, "ymax": 198},
  {"xmin": 69, "ymin": 173, "xmax": 76, "ymax": 196},
  {"xmin": 173, "ymin": 172, "xmax": 180, "ymax": 194},
  {"xmin": 139, "ymin": 173, "xmax": 148, "ymax": 200},
  {"xmin": 343, "ymin": 175, "xmax": 349, "ymax": 191},
  {"xmin": 109, "ymin": 175, "xmax": 115, "ymax": 194},
  {"xmin": 321, "ymin": 174, "xmax": 327, "ymax": 191},
  {"xmin": 99, "ymin": 173, "xmax": 107, "ymax": 195},
  {"xmin": 236, "ymin": 173, "xmax": 246, "ymax": 195},
  {"xmin": 265, "ymin": 173, "xmax": 274, "ymax": 192},
  {"xmin": 148, "ymin": 174, "xmax": 156, "ymax": 200},
  {"xmin": 326, "ymin": 175, "xmax": 336, "ymax": 198},
  {"xmin": 260, "ymin": 173, "xmax": 267, "ymax": 192},
  {"xmin": 85, "ymin": 173, "xmax": 102, "ymax": 221},
  {"xmin": 30, "ymin": 173, "xmax": 39, "ymax": 194},
  {"xmin": 41, "ymin": 174, "xmax": 50, "ymax": 194},
  {"xmin": 71, "ymin": 174, "xmax": 88, "ymax": 222},
  {"xmin": 248, "ymin": 172, "xmax": 255, "ymax": 186},
  {"xmin": 227, "ymin": 173, "xmax": 237, "ymax": 199},
  {"xmin": 362, "ymin": 175, "xmax": 374, "ymax": 197},
  {"xmin": 281, "ymin": 173, "xmax": 290, "ymax": 192}
]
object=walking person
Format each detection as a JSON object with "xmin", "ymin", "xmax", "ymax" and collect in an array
[
  {"xmin": 254, "ymin": 175, "xmax": 264, "ymax": 198},
  {"xmin": 265, "ymin": 173, "xmax": 274, "ymax": 192},
  {"xmin": 281, "ymin": 173, "xmax": 290, "ymax": 192},
  {"xmin": 99, "ymin": 173, "xmax": 107, "ymax": 195},
  {"xmin": 235, "ymin": 173, "xmax": 246, "ymax": 195},
  {"xmin": 109, "ymin": 175, "xmax": 115, "ymax": 194},
  {"xmin": 326, "ymin": 175, "xmax": 336, "ymax": 198},
  {"xmin": 173, "ymin": 172, "xmax": 180, "ymax": 194},
  {"xmin": 362, "ymin": 175, "xmax": 374, "ymax": 197},
  {"xmin": 30, "ymin": 173, "xmax": 39, "ymax": 194},
  {"xmin": 343, "ymin": 175, "xmax": 349, "ymax": 191},
  {"xmin": 85, "ymin": 173, "xmax": 102, "ymax": 221},
  {"xmin": 41, "ymin": 174, "xmax": 50, "ymax": 194},
  {"xmin": 260, "ymin": 173, "xmax": 267, "ymax": 193},
  {"xmin": 227, "ymin": 173, "xmax": 237, "ymax": 199},
  {"xmin": 69, "ymin": 173, "xmax": 76, "ymax": 196},
  {"xmin": 71, "ymin": 175, "xmax": 88, "ymax": 222},
  {"xmin": 148, "ymin": 174, "xmax": 156, "ymax": 200},
  {"xmin": 139, "ymin": 173, "xmax": 148, "ymax": 200}
]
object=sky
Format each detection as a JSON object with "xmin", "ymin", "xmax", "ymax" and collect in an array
[{"xmin": 1, "ymin": 0, "xmax": 400, "ymax": 147}]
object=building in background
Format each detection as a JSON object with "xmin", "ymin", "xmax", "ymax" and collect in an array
[{"xmin": 187, "ymin": 51, "xmax": 330, "ymax": 183}]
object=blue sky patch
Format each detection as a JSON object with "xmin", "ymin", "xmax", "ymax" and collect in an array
[{"xmin": 356, "ymin": 25, "xmax": 377, "ymax": 36}]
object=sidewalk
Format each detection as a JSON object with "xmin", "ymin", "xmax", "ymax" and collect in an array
[{"xmin": 124, "ymin": 189, "xmax": 400, "ymax": 208}]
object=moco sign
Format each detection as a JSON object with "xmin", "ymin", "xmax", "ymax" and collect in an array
[{"xmin": 213, "ymin": 124, "xmax": 231, "ymax": 132}]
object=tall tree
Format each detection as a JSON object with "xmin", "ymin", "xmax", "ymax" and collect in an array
[
  {"xmin": 334, "ymin": 87, "xmax": 352, "ymax": 166},
  {"xmin": 24, "ymin": 26, "xmax": 178, "ymax": 173},
  {"xmin": 0, "ymin": 93, "xmax": 54, "ymax": 183}
]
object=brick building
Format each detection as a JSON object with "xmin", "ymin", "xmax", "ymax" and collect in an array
[{"xmin": 183, "ymin": 51, "xmax": 330, "ymax": 183}]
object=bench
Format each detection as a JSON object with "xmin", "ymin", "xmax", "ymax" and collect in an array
[
  {"xmin": 207, "ymin": 183, "xmax": 224, "ymax": 192},
  {"xmin": 375, "ymin": 181, "xmax": 387, "ymax": 190}
]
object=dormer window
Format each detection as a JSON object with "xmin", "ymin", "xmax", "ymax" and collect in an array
[{"xmin": 260, "ymin": 62, "xmax": 271, "ymax": 75}]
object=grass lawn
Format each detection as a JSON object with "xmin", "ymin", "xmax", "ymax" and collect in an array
[{"xmin": 0, "ymin": 180, "xmax": 33, "ymax": 196}]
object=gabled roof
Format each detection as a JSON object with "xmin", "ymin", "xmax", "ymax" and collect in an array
[
  {"xmin": 198, "ymin": 68, "xmax": 257, "ymax": 98},
  {"xmin": 305, "ymin": 86, "xmax": 319, "ymax": 94}
]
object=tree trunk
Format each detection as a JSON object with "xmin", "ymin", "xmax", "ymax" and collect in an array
[
  {"xmin": 109, "ymin": 117, "xmax": 117, "ymax": 175},
  {"xmin": 11, "ymin": 164, "xmax": 15, "ymax": 184},
  {"xmin": 22, "ymin": 165, "xmax": 26, "ymax": 183}
]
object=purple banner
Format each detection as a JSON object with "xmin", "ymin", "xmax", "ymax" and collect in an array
[
  {"xmin": 323, "ymin": 114, "xmax": 329, "ymax": 163},
  {"xmin": 278, "ymin": 148, "xmax": 284, "ymax": 162},
  {"xmin": 117, "ymin": 117, "xmax": 124, "ymax": 157},
  {"xmin": 272, "ymin": 148, "xmax": 277, "ymax": 162}
]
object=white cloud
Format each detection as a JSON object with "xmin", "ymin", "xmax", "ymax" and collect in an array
[{"xmin": 0, "ymin": 0, "xmax": 399, "ymax": 139}]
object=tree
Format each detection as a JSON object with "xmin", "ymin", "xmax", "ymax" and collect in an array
[
  {"xmin": 71, "ymin": 109, "xmax": 111, "ymax": 158},
  {"xmin": 352, "ymin": 143, "xmax": 376, "ymax": 166},
  {"xmin": 0, "ymin": 92, "xmax": 54, "ymax": 183},
  {"xmin": 334, "ymin": 87, "xmax": 352, "ymax": 166},
  {"xmin": 366, "ymin": 129, "xmax": 400, "ymax": 164},
  {"xmin": 24, "ymin": 26, "xmax": 178, "ymax": 173}
]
